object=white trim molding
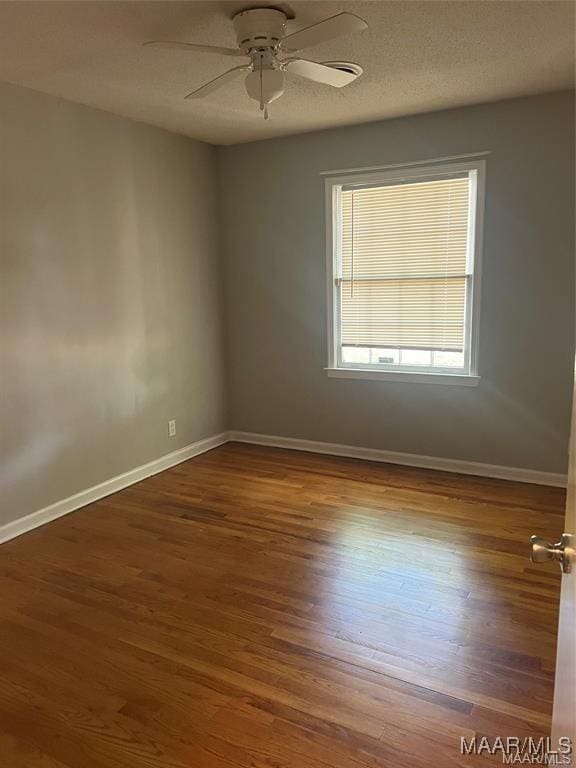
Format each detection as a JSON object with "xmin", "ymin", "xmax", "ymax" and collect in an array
[
  {"xmin": 320, "ymin": 151, "xmax": 492, "ymax": 177},
  {"xmin": 0, "ymin": 432, "xmax": 229, "ymax": 545},
  {"xmin": 324, "ymin": 158, "xmax": 486, "ymax": 384},
  {"xmin": 325, "ymin": 368, "xmax": 480, "ymax": 386},
  {"xmin": 1, "ymin": 428, "xmax": 566, "ymax": 546},
  {"xmin": 229, "ymin": 431, "xmax": 567, "ymax": 488}
]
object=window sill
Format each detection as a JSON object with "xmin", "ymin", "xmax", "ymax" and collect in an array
[{"xmin": 325, "ymin": 368, "xmax": 481, "ymax": 386}]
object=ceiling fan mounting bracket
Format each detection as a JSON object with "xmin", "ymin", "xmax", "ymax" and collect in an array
[{"xmin": 232, "ymin": 8, "xmax": 287, "ymax": 54}]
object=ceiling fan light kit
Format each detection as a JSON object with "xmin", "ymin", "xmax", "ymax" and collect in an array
[{"xmin": 144, "ymin": 8, "xmax": 368, "ymax": 119}]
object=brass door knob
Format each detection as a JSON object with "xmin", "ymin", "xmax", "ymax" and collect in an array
[{"xmin": 530, "ymin": 533, "xmax": 574, "ymax": 574}]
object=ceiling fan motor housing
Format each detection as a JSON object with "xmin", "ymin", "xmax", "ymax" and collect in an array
[{"xmin": 233, "ymin": 8, "xmax": 287, "ymax": 53}]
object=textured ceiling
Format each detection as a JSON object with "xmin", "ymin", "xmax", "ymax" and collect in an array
[{"xmin": 0, "ymin": 0, "xmax": 573, "ymax": 145}]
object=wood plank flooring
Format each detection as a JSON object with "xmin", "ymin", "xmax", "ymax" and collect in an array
[{"xmin": 0, "ymin": 443, "xmax": 565, "ymax": 767}]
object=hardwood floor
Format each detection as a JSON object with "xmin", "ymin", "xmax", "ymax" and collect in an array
[{"xmin": 0, "ymin": 443, "xmax": 565, "ymax": 767}]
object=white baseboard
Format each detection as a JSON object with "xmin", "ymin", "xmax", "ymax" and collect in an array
[
  {"xmin": 229, "ymin": 431, "xmax": 567, "ymax": 488},
  {"xmin": 2, "ymin": 428, "xmax": 565, "ymax": 546},
  {"xmin": 0, "ymin": 432, "xmax": 229, "ymax": 545}
]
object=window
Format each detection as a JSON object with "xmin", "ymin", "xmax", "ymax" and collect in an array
[{"xmin": 325, "ymin": 159, "xmax": 485, "ymax": 385}]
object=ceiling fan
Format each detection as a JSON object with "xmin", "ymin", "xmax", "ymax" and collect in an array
[{"xmin": 144, "ymin": 8, "xmax": 368, "ymax": 118}]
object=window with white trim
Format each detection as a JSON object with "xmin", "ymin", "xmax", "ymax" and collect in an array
[{"xmin": 325, "ymin": 160, "xmax": 484, "ymax": 385}]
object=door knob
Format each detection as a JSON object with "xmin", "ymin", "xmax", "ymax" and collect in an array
[{"xmin": 530, "ymin": 533, "xmax": 574, "ymax": 574}]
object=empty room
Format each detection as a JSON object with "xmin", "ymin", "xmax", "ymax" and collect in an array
[{"xmin": 0, "ymin": 1, "xmax": 575, "ymax": 766}]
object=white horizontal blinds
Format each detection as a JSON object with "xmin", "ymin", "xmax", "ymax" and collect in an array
[{"xmin": 340, "ymin": 175, "xmax": 470, "ymax": 351}]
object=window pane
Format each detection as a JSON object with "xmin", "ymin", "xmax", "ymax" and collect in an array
[
  {"xmin": 341, "ymin": 347, "xmax": 466, "ymax": 370},
  {"xmin": 335, "ymin": 168, "xmax": 477, "ymax": 377},
  {"xmin": 373, "ymin": 348, "xmax": 400, "ymax": 365},
  {"xmin": 341, "ymin": 346, "xmax": 371, "ymax": 364},
  {"xmin": 400, "ymin": 349, "xmax": 432, "ymax": 367},
  {"xmin": 432, "ymin": 350, "xmax": 465, "ymax": 368},
  {"xmin": 340, "ymin": 277, "xmax": 467, "ymax": 351},
  {"xmin": 341, "ymin": 178, "xmax": 470, "ymax": 282}
]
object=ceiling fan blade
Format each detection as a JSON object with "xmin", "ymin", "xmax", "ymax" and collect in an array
[
  {"xmin": 184, "ymin": 65, "xmax": 249, "ymax": 99},
  {"xmin": 284, "ymin": 59, "xmax": 357, "ymax": 88},
  {"xmin": 144, "ymin": 41, "xmax": 243, "ymax": 57},
  {"xmin": 282, "ymin": 13, "xmax": 368, "ymax": 53}
]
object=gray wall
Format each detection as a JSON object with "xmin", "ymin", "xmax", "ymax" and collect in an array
[
  {"xmin": 1, "ymin": 86, "xmax": 573, "ymax": 531},
  {"xmin": 0, "ymin": 82, "xmax": 227, "ymax": 526},
  {"xmin": 217, "ymin": 91, "xmax": 575, "ymax": 474}
]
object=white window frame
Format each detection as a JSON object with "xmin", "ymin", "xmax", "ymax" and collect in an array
[{"xmin": 324, "ymin": 159, "xmax": 485, "ymax": 386}]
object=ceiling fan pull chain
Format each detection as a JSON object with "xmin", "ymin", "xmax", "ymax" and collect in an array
[
  {"xmin": 259, "ymin": 54, "xmax": 265, "ymax": 112},
  {"xmin": 264, "ymin": 105, "xmax": 269, "ymax": 120}
]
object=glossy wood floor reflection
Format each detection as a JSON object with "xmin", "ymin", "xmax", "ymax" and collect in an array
[{"xmin": 0, "ymin": 444, "xmax": 565, "ymax": 767}]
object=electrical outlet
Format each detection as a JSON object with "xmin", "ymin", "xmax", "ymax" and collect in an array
[{"xmin": 168, "ymin": 419, "xmax": 176, "ymax": 438}]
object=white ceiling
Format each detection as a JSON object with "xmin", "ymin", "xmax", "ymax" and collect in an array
[{"xmin": 0, "ymin": 1, "xmax": 573, "ymax": 145}]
